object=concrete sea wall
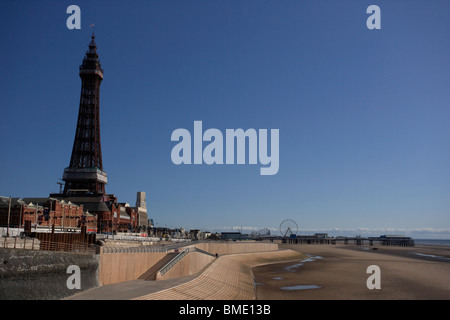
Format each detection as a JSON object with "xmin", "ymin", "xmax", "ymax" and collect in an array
[
  {"xmin": 98, "ymin": 248, "xmax": 167, "ymax": 285},
  {"xmin": 0, "ymin": 248, "xmax": 99, "ymax": 300},
  {"xmin": 98, "ymin": 241, "xmax": 278, "ymax": 286}
]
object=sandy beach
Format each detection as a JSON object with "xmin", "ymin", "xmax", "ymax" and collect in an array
[
  {"xmin": 253, "ymin": 243, "xmax": 450, "ymax": 300},
  {"xmin": 64, "ymin": 242, "xmax": 450, "ymax": 301}
]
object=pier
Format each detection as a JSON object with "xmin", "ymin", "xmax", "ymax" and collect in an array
[{"xmin": 280, "ymin": 234, "xmax": 415, "ymax": 247}]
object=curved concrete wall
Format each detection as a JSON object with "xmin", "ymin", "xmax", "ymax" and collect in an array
[
  {"xmin": 99, "ymin": 249, "xmax": 167, "ymax": 285},
  {"xmin": 97, "ymin": 242, "xmax": 278, "ymax": 286}
]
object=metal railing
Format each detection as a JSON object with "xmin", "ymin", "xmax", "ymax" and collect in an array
[
  {"xmin": 39, "ymin": 240, "xmax": 97, "ymax": 253},
  {"xmin": 159, "ymin": 249, "xmax": 190, "ymax": 276},
  {"xmin": 97, "ymin": 233, "xmax": 192, "ymax": 243},
  {"xmin": 0, "ymin": 236, "xmax": 98, "ymax": 253},
  {"xmin": 101, "ymin": 245, "xmax": 171, "ymax": 253},
  {"xmin": 159, "ymin": 246, "xmax": 216, "ymax": 276},
  {"xmin": 100, "ymin": 240, "xmax": 200, "ymax": 254}
]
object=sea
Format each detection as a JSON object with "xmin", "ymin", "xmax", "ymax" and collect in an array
[{"xmin": 414, "ymin": 239, "xmax": 450, "ymax": 247}]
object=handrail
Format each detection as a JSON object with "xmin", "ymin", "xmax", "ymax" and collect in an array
[
  {"xmin": 158, "ymin": 246, "xmax": 216, "ymax": 276},
  {"xmin": 159, "ymin": 249, "xmax": 189, "ymax": 276}
]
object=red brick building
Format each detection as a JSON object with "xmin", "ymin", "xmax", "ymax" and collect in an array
[{"xmin": 0, "ymin": 196, "xmax": 97, "ymax": 232}]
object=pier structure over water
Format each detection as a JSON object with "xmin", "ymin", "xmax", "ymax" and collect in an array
[{"xmin": 280, "ymin": 234, "xmax": 415, "ymax": 247}]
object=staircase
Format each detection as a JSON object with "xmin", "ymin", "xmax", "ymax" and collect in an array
[{"xmin": 138, "ymin": 252, "xmax": 178, "ymax": 280}]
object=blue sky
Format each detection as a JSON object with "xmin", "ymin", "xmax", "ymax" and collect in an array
[{"xmin": 1, "ymin": 0, "xmax": 449, "ymax": 238}]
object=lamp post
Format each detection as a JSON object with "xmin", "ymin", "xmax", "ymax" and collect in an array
[
  {"xmin": 6, "ymin": 196, "xmax": 11, "ymax": 237},
  {"xmin": 62, "ymin": 204, "xmax": 65, "ymax": 231},
  {"xmin": 18, "ymin": 199, "xmax": 23, "ymax": 232},
  {"xmin": 48, "ymin": 199, "xmax": 53, "ymax": 232}
]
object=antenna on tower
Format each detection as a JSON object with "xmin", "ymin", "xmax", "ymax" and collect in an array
[
  {"xmin": 57, "ymin": 181, "xmax": 64, "ymax": 194},
  {"xmin": 90, "ymin": 23, "xmax": 95, "ymax": 35}
]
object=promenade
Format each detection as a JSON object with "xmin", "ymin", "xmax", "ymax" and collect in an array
[
  {"xmin": 67, "ymin": 248, "xmax": 305, "ymax": 300},
  {"xmin": 135, "ymin": 249, "xmax": 305, "ymax": 300}
]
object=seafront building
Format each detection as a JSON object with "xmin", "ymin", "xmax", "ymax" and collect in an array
[{"xmin": 0, "ymin": 196, "xmax": 96, "ymax": 232}]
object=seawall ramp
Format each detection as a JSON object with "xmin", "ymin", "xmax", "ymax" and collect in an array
[{"xmin": 134, "ymin": 249, "xmax": 304, "ymax": 300}]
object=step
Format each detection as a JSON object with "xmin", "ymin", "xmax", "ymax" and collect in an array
[{"xmin": 138, "ymin": 252, "xmax": 178, "ymax": 280}]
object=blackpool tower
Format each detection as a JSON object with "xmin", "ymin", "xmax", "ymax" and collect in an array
[{"xmin": 62, "ymin": 33, "xmax": 107, "ymax": 195}]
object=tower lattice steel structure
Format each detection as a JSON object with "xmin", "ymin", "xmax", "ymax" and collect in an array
[{"xmin": 62, "ymin": 33, "xmax": 107, "ymax": 195}]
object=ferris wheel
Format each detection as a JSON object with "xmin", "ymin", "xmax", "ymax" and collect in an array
[{"xmin": 279, "ymin": 219, "xmax": 298, "ymax": 238}]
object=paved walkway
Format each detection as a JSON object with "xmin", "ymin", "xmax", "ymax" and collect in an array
[{"xmin": 65, "ymin": 274, "xmax": 201, "ymax": 300}]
